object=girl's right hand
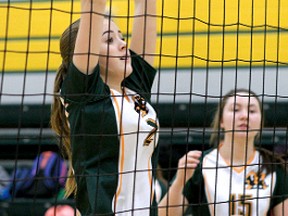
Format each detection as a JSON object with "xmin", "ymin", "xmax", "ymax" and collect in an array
[{"xmin": 175, "ymin": 151, "xmax": 202, "ymax": 186}]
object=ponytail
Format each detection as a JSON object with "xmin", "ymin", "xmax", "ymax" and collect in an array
[{"xmin": 50, "ymin": 19, "xmax": 81, "ymax": 198}]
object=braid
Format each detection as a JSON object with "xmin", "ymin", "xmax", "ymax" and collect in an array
[{"xmin": 50, "ymin": 19, "xmax": 81, "ymax": 198}]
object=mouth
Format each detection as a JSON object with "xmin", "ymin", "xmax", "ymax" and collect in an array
[
  {"xmin": 120, "ymin": 55, "xmax": 130, "ymax": 61},
  {"xmin": 238, "ymin": 124, "xmax": 249, "ymax": 130}
]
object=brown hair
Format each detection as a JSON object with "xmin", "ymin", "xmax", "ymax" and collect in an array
[
  {"xmin": 209, "ymin": 88, "xmax": 286, "ymax": 174},
  {"xmin": 209, "ymin": 88, "xmax": 263, "ymax": 146},
  {"xmin": 50, "ymin": 19, "xmax": 80, "ymax": 197}
]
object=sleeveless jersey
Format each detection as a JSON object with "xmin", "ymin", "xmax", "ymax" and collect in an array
[
  {"xmin": 183, "ymin": 149, "xmax": 288, "ymax": 216},
  {"xmin": 110, "ymin": 88, "xmax": 159, "ymax": 215}
]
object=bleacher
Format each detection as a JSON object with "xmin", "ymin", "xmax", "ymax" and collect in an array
[
  {"xmin": 1, "ymin": 102, "xmax": 287, "ymax": 159},
  {"xmin": 1, "ymin": 101, "xmax": 287, "ymax": 164},
  {"xmin": 0, "ymin": 104, "xmax": 73, "ymax": 215},
  {"xmin": 0, "ymin": 103, "xmax": 287, "ymax": 215}
]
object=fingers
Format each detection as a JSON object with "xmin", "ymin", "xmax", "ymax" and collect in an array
[
  {"xmin": 178, "ymin": 151, "xmax": 202, "ymax": 168},
  {"xmin": 174, "ymin": 151, "xmax": 202, "ymax": 185}
]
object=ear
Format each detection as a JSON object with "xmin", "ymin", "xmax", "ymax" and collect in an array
[{"xmin": 220, "ymin": 119, "xmax": 224, "ymax": 129}]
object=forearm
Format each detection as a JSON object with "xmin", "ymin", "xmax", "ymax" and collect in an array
[
  {"xmin": 130, "ymin": 0, "xmax": 157, "ymax": 65},
  {"xmin": 158, "ymin": 151, "xmax": 201, "ymax": 216},
  {"xmin": 158, "ymin": 179, "xmax": 188, "ymax": 216},
  {"xmin": 73, "ymin": 0, "xmax": 106, "ymax": 74}
]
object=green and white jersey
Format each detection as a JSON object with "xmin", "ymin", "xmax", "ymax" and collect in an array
[
  {"xmin": 110, "ymin": 88, "xmax": 159, "ymax": 215},
  {"xmin": 61, "ymin": 50, "xmax": 159, "ymax": 216},
  {"xmin": 183, "ymin": 149, "xmax": 288, "ymax": 216}
]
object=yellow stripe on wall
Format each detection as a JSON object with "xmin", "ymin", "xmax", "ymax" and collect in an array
[
  {"xmin": 158, "ymin": 30, "xmax": 288, "ymax": 68},
  {"xmin": 0, "ymin": 0, "xmax": 287, "ymax": 72}
]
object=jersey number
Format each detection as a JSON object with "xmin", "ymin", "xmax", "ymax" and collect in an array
[
  {"xmin": 144, "ymin": 118, "xmax": 158, "ymax": 146},
  {"xmin": 230, "ymin": 194, "xmax": 252, "ymax": 216}
]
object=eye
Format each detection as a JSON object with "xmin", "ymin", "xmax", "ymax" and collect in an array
[
  {"xmin": 106, "ymin": 37, "xmax": 113, "ymax": 43},
  {"xmin": 121, "ymin": 37, "xmax": 125, "ymax": 41},
  {"xmin": 233, "ymin": 107, "xmax": 239, "ymax": 112}
]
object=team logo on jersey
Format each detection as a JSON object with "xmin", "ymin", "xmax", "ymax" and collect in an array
[
  {"xmin": 133, "ymin": 94, "xmax": 149, "ymax": 117},
  {"xmin": 245, "ymin": 171, "xmax": 268, "ymax": 190}
]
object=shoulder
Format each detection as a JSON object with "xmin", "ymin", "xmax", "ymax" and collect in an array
[
  {"xmin": 130, "ymin": 49, "xmax": 156, "ymax": 73},
  {"xmin": 121, "ymin": 50, "xmax": 157, "ymax": 102},
  {"xmin": 202, "ymin": 148, "xmax": 217, "ymax": 162},
  {"xmin": 190, "ymin": 149, "xmax": 216, "ymax": 181}
]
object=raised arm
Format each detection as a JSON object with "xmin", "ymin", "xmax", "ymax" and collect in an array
[
  {"xmin": 158, "ymin": 151, "xmax": 202, "ymax": 216},
  {"xmin": 130, "ymin": 0, "xmax": 157, "ymax": 66},
  {"xmin": 73, "ymin": 0, "xmax": 107, "ymax": 74}
]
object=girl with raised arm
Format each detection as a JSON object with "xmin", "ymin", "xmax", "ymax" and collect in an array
[{"xmin": 51, "ymin": 0, "xmax": 158, "ymax": 215}]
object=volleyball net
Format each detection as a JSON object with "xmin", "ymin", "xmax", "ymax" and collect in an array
[{"xmin": 0, "ymin": 0, "xmax": 287, "ymax": 215}]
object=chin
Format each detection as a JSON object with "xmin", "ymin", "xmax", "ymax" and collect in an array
[
  {"xmin": 235, "ymin": 132, "xmax": 257, "ymax": 140},
  {"xmin": 124, "ymin": 66, "xmax": 133, "ymax": 77}
]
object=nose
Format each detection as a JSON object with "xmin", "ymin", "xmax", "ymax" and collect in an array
[
  {"xmin": 119, "ymin": 39, "xmax": 127, "ymax": 50},
  {"xmin": 239, "ymin": 109, "xmax": 249, "ymax": 119}
]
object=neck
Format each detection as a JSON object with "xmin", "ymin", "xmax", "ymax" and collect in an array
[
  {"xmin": 104, "ymin": 76, "xmax": 123, "ymax": 93},
  {"xmin": 219, "ymin": 136, "xmax": 255, "ymax": 166},
  {"xmin": 109, "ymin": 84, "xmax": 123, "ymax": 93},
  {"xmin": 100, "ymin": 70, "xmax": 124, "ymax": 93}
]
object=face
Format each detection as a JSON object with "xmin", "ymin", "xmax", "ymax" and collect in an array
[
  {"xmin": 221, "ymin": 92, "xmax": 262, "ymax": 140},
  {"xmin": 99, "ymin": 20, "xmax": 132, "ymax": 82}
]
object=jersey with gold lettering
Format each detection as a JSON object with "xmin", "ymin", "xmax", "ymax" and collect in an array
[
  {"xmin": 183, "ymin": 148, "xmax": 288, "ymax": 216},
  {"xmin": 61, "ymin": 50, "xmax": 159, "ymax": 216},
  {"xmin": 110, "ymin": 88, "xmax": 159, "ymax": 215}
]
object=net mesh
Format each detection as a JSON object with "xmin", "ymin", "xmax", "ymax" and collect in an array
[{"xmin": 0, "ymin": 0, "xmax": 287, "ymax": 215}]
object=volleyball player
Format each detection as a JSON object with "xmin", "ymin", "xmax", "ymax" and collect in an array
[
  {"xmin": 51, "ymin": 0, "xmax": 159, "ymax": 215},
  {"xmin": 159, "ymin": 88, "xmax": 288, "ymax": 216}
]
